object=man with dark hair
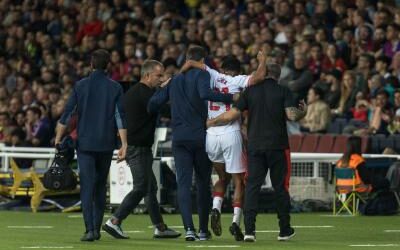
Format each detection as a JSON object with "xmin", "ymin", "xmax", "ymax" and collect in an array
[
  {"xmin": 103, "ymin": 60, "xmax": 180, "ymax": 240},
  {"xmin": 55, "ymin": 49, "xmax": 128, "ymax": 242},
  {"xmin": 207, "ymin": 63, "xmax": 307, "ymax": 243},
  {"xmin": 300, "ymin": 86, "xmax": 331, "ymax": 133},
  {"xmin": 148, "ymin": 46, "xmax": 238, "ymax": 241},
  {"xmin": 179, "ymin": 52, "xmax": 267, "ymax": 241},
  {"xmin": 90, "ymin": 49, "xmax": 111, "ymax": 70}
]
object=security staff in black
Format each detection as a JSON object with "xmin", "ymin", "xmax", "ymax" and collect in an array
[
  {"xmin": 102, "ymin": 60, "xmax": 181, "ymax": 240},
  {"xmin": 207, "ymin": 63, "xmax": 307, "ymax": 242}
]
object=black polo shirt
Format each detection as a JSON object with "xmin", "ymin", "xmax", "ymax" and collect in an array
[
  {"xmin": 234, "ymin": 78, "xmax": 295, "ymax": 151},
  {"xmin": 124, "ymin": 82, "xmax": 157, "ymax": 147}
]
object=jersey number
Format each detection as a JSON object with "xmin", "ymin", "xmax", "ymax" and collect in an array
[{"xmin": 209, "ymin": 87, "xmax": 231, "ymax": 111}]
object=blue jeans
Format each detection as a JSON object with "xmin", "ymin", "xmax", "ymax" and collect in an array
[
  {"xmin": 173, "ymin": 140, "xmax": 212, "ymax": 232},
  {"xmin": 77, "ymin": 150, "xmax": 113, "ymax": 232}
]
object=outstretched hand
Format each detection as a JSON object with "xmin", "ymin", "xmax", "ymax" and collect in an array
[{"xmin": 179, "ymin": 61, "xmax": 193, "ymax": 73}]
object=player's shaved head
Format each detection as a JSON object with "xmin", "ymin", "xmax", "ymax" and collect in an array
[{"xmin": 267, "ymin": 63, "xmax": 281, "ymax": 80}]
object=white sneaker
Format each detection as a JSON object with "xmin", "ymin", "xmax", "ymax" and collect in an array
[
  {"xmin": 244, "ymin": 235, "xmax": 256, "ymax": 242},
  {"xmin": 102, "ymin": 219, "xmax": 129, "ymax": 239},
  {"xmin": 154, "ymin": 225, "xmax": 181, "ymax": 238}
]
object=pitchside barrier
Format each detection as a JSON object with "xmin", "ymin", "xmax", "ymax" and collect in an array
[{"xmin": 1, "ymin": 141, "xmax": 399, "ymax": 207}]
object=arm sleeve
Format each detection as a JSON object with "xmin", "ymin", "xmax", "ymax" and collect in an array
[
  {"xmin": 284, "ymin": 87, "xmax": 296, "ymax": 108},
  {"xmin": 147, "ymin": 84, "xmax": 170, "ymax": 114},
  {"xmin": 59, "ymin": 87, "xmax": 78, "ymax": 125},
  {"xmin": 115, "ymin": 86, "xmax": 127, "ymax": 129},
  {"xmin": 232, "ymin": 74, "xmax": 251, "ymax": 89},
  {"xmin": 233, "ymin": 89, "xmax": 248, "ymax": 112},
  {"xmin": 197, "ymin": 70, "xmax": 233, "ymax": 103},
  {"xmin": 288, "ymin": 70, "xmax": 313, "ymax": 92},
  {"xmin": 205, "ymin": 66, "xmax": 220, "ymax": 88}
]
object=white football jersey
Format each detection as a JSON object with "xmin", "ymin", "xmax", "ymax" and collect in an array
[{"xmin": 205, "ymin": 66, "xmax": 251, "ymax": 135}]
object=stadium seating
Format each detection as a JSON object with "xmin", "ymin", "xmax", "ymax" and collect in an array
[
  {"xmin": 300, "ymin": 134, "xmax": 320, "ymax": 152},
  {"xmin": 289, "ymin": 134, "xmax": 303, "ymax": 152},
  {"xmin": 315, "ymin": 134, "xmax": 335, "ymax": 153},
  {"xmin": 331, "ymin": 135, "xmax": 350, "ymax": 154}
]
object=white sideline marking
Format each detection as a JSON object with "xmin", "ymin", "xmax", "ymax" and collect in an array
[
  {"xmin": 67, "ymin": 215, "xmax": 110, "ymax": 218},
  {"xmin": 101, "ymin": 230, "xmax": 144, "ymax": 233},
  {"xmin": 21, "ymin": 247, "xmax": 73, "ymax": 249},
  {"xmin": 385, "ymin": 230, "xmax": 400, "ymax": 233},
  {"xmin": 8, "ymin": 226, "xmax": 53, "ymax": 229},
  {"xmin": 320, "ymin": 215, "xmax": 353, "ymax": 217},
  {"xmin": 148, "ymin": 225, "xmax": 184, "ymax": 229},
  {"xmin": 256, "ymin": 230, "xmax": 280, "ymax": 233},
  {"xmin": 187, "ymin": 246, "xmax": 239, "ymax": 248},
  {"xmin": 350, "ymin": 244, "xmax": 399, "ymax": 247},
  {"xmin": 293, "ymin": 225, "xmax": 333, "ymax": 228}
]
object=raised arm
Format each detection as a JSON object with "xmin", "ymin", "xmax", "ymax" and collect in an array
[
  {"xmin": 247, "ymin": 50, "xmax": 267, "ymax": 86},
  {"xmin": 180, "ymin": 60, "xmax": 206, "ymax": 73}
]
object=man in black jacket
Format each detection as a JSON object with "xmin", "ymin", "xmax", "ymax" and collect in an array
[{"xmin": 103, "ymin": 60, "xmax": 180, "ymax": 240}]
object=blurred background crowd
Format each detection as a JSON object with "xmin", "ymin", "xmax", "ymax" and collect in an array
[{"xmin": 1, "ymin": 0, "xmax": 400, "ymax": 148}]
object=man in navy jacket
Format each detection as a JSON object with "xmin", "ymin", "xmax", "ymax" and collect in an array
[
  {"xmin": 55, "ymin": 49, "xmax": 127, "ymax": 241},
  {"xmin": 148, "ymin": 46, "xmax": 237, "ymax": 241}
]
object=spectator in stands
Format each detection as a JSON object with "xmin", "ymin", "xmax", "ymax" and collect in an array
[
  {"xmin": 308, "ymin": 43, "xmax": 323, "ymax": 80},
  {"xmin": 300, "ymin": 86, "xmax": 331, "ymax": 133},
  {"xmin": 336, "ymin": 136, "xmax": 372, "ymax": 193},
  {"xmin": 25, "ymin": 107, "xmax": 51, "ymax": 147},
  {"xmin": 322, "ymin": 43, "xmax": 347, "ymax": 73},
  {"xmin": 334, "ymin": 71, "xmax": 359, "ymax": 117},
  {"xmin": 375, "ymin": 56, "xmax": 391, "ymax": 79},
  {"xmin": 0, "ymin": 112, "xmax": 10, "ymax": 143},
  {"xmin": 388, "ymin": 109, "xmax": 400, "ymax": 134},
  {"xmin": 350, "ymin": 89, "xmax": 393, "ymax": 136},
  {"xmin": 383, "ymin": 24, "xmax": 400, "ymax": 59}
]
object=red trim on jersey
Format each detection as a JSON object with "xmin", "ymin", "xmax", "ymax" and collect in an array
[
  {"xmin": 213, "ymin": 191, "xmax": 225, "ymax": 198},
  {"xmin": 284, "ymin": 149, "xmax": 291, "ymax": 192},
  {"xmin": 232, "ymin": 202, "xmax": 242, "ymax": 208}
]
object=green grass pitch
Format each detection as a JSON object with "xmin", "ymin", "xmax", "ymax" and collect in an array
[{"xmin": 0, "ymin": 211, "xmax": 399, "ymax": 250}]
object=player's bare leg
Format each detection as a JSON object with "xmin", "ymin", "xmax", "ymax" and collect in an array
[
  {"xmin": 229, "ymin": 173, "xmax": 245, "ymax": 241},
  {"xmin": 211, "ymin": 162, "xmax": 231, "ymax": 236}
]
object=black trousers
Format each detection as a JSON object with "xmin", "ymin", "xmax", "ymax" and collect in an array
[
  {"xmin": 244, "ymin": 149, "xmax": 292, "ymax": 235},
  {"xmin": 113, "ymin": 146, "xmax": 163, "ymax": 226}
]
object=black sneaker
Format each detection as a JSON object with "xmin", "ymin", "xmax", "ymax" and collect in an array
[
  {"xmin": 277, "ymin": 227, "xmax": 295, "ymax": 241},
  {"xmin": 93, "ymin": 231, "xmax": 101, "ymax": 240},
  {"xmin": 80, "ymin": 231, "xmax": 95, "ymax": 242},
  {"xmin": 210, "ymin": 208, "xmax": 222, "ymax": 236},
  {"xmin": 229, "ymin": 223, "xmax": 244, "ymax": 241}
]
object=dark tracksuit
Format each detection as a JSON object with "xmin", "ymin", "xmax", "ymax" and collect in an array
[
  {"xmin": 60, "ymin": 70, "xmax": 126, "ymax": 233},
  {"xmin": 148, "ymin": 68, "xmax": 233, "ymax": 232},
  {"xmin": 234, "ymin": 78, "xmax": 295, "ymax": 235}
]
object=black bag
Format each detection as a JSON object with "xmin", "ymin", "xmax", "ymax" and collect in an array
[
  {"xmin": 359, "ymin": 190, "xmax": 398, "ymax": 216},
  {"xmin": 43, "ymin": 136, "xmax": 77, "ymax": 190}
]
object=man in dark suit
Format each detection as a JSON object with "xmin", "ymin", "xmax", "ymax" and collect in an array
[
  {"xmin": 148, "ymin": 46, "xmax": 237, "ymax": 241},
  {"xmin": 55, "ymin": 49, "xmax": 127, "ymax": 242}
]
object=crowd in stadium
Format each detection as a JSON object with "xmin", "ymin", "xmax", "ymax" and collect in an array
[{"xmin": 1, "ymin": 0, "xmax": 400, "ymax": 148}]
